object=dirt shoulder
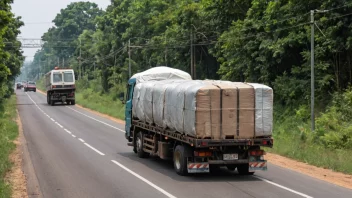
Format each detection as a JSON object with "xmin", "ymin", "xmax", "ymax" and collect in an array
[
  {"xmin": 266, "ymin": 153, "xmax": 352, "ymax": 189},
  {"xmin": 5, "ymin": 110, "xmax": 28, "ymax": 198},
  {"xmin": 36, "ymin": 88, "xmax": 352, "ymax": 189}
]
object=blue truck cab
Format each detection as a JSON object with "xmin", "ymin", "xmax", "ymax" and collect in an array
[{"xmin": 123, "ymin": 78, "xmax": 136, "ymax": 141}]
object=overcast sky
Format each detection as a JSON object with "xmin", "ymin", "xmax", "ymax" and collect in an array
[{"xmin": 12, "ymin": 0, "xmax": 111, "ymax": 61}]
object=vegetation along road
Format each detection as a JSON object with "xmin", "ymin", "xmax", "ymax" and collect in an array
[{"xmin": 1, "ymin": 0, "xmax": 352, "ymax": 197}]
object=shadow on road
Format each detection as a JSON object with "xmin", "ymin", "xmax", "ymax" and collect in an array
[{"xmin": 118, "ymin": 152, "xmax": 260, "ymax": 183}]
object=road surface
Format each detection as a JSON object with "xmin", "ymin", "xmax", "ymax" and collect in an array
[{"xmin": 16, "ymin": 90, "xmax": 352, "ymax": 198}]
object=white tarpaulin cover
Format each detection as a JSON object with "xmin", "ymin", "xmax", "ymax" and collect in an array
[
  {"xmin": 247, "ymin": 83, "xmax": 273, "ymax": 136},
  {"xmin": 131, "ymin": 66, "xmax": 192, "ymax": 83},
  {"xmin": 131, "ymin": 67, "xmax": 273, "ymax": 139}
]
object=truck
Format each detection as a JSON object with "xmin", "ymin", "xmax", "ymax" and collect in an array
[
  {"xmin": 120, "ymin": 67, "xmax": 273, "ymax": 176},
  {"xmin": 45, "ymin": 67, "xmax": 76, "ymax": 106}
]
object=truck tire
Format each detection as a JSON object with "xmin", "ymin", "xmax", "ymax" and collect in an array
[
  {"xmin": 71, "ymin": 100, "xmax": 75, "ymax": 105},
  {"xmin": 173, "ymin": 145, "xmax": 188, "ymax": 176},
  {"xmin": 210, "ymin": 165, "xmax": 221, "ymax": 174},
  {"xmin": 50, "ymin": 98, "xmax": 55, "ymax": 106},
  {"xmin": 47, "ymin": 95, "xmax": 49, "ymax": 104},
  {"xmin": 226, "ymin": 165, "xmax": 236, "ymax": 171},
  {"xmin": 237, "ymin": 164, "xmax": 254, "ymax": 175},
  {"xmin": 136, "ymin": 132, "xmax": 149, "ymax": 158}
]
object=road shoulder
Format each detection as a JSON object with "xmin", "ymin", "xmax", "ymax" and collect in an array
[{"xmin": 16, "ymin": 108, "xmax": 43, "ymax": 198}]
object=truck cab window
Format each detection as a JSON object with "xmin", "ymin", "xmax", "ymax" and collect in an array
[
  {"xmin": 53, "ymin": 73, "xmax": 62, "ymax": 82},
  {"xmin": 64, "ymin": 72, "xmax": 74, "ymax": 82}
]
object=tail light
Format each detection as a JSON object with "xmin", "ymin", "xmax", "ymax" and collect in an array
[
  {"xmin": 249, "ymin": 150, "xmax": 265, "ymax": 156},
  {"xmin": 52, "ymin": 85, "xmax": 56, "ymax": 88},
  {"xmin": 194, "ymin": 151, "xmax": 212, "ymax": 157}
]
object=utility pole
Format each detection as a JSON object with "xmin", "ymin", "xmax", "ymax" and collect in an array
[
  {"xmin": 165, "ymin": 34, "xmax": 167, "ymax": 66},
  {"xmin": 310, "ymin": 10, "xmax": 315, "ymax": 132},
  {"xmin": 39, "ymin": 59, "xmax": 41, "ymax": 78},
  {"xmin": 190, "ymin": 29, "xmax": 194, "ymax": 79},
  {"xmin": 57, "ymin": 57, "xmax": 60, "ymax": 67},
  {"xmin": 79, "ymin": 38, "xmax": 82, "ymax": 79},
  {"xmin": 310, "ymin": 9, "xmax": 328, "ymax": 132},
  {"xmin": 63, "ymin": 57, "xmax": 65, "ymax": 67},
  {"xmin": 128, "ymin": 39, "xmax": 131, "ymax": 78}
]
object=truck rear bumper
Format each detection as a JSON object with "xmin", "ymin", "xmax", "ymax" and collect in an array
[
  {"xmin": 208, "ymin": 159, "xmax": 248, "ymax": 164},
  {"xmin": 187, "ymin": 163, "xmax": 210, "ymax": 173},
  {"xmin": 249, "ymin": 160, "xmax": 267, "ymax": 171}
]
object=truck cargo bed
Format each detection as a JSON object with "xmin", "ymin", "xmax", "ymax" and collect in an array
[{"xmin": 132, "ymin": 120, "xmax": 273, "ymax": 148}]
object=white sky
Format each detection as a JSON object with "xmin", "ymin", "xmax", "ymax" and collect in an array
[{"xmin": 12, "ymin": 0, "xmax": 111, "ymax": 61}]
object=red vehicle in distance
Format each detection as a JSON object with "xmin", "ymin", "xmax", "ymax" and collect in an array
[{"xmin": 24, "ymin": 81, "xmax": 37, "ymax": 92}]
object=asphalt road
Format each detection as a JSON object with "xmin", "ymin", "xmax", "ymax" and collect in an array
[{"xmin": 16, "ymin": 90, "xmax": 352, "ymax": 198}]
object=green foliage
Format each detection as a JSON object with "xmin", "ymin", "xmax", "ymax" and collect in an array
[
  {"xmin": 0, "ymin": 0, "xmax": 24, "ymax": 105},
  {"xmin": 75, "ymin": 78, "xmax": 125, "ymax": 119},
  {"xmin": 270, "ymin": 88, "xmax": 352, "ymax": 173},
  {"xmin": 0, "ymin": 96, "xmax": 19, "ymax": 197}
]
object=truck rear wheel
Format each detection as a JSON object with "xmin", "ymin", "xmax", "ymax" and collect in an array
[
  {"xmin": 71, "ymin": 100, "xmax": 75, "ymax": 105},
  {"xmin": 173, "ymin": 145, "xmax": 188, "ymax": 176},
  {"xmin": 136, "ymin": 132, "xmax": 149, "ymax": 158},
  {"xmin": 237, "ymin": 164, "xmax": 254, "ymax": 175}
]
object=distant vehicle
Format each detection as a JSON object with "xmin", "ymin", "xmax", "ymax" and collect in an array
[
  {"xmin": 16, "ymin": 83, "xmax": 22, "ymax": 89},
  {"xmin": 24, "ymin": 81, "xmax": 36, "ymax": 92},
  {"xmin": 45, "ymin": 67, "xmax": 76, "ymax": 106}
]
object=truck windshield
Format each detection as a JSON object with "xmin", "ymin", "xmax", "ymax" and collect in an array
[
  {"xmin": 64, "ymin": 72, "xmax": 74, "ymax": 82},
  {"xmin": 53, "ymin": 73, "xmax": 62, "ymax": 82}
]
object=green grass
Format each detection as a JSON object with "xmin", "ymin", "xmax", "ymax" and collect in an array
[
  {"xmin": 266, "ymin": 104, "xmax": 352, "ymax": 174},
  {"xmin": 267, "ymin": 134, "xmax": 352, "ymax": 174},
  {"xmin": 76, "ymin": 88, "xmax": 125, "ymax": 120},
  {"xmin": 36, "ymin": 78, "xmax": 45, "ymax": 91},
  {"xmin": 0, "ymin": 95, "xmax": 19, "ymax": 197}
]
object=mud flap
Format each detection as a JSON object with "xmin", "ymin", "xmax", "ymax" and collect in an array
[{"xmin": 187, "ymin": 163, "xmax": 210, "ymax": 173}]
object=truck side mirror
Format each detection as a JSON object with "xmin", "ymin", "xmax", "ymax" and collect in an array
[{"xmin": 119, "ymin": 92, "xmax": 125, "ymax": 104}]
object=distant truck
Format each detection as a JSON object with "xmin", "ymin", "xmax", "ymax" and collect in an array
[
  {"xmin": 121, "ymin": 67, "xmax": 273, "ymax": 176},
  {"xmin": 45, "ymin": 67, "xmax": 76, "ymax": 106}
]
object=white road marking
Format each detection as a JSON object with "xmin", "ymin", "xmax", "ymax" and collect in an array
[
  {"xmin": 253, "ymin": 176, "xmax": 313, "ymax": 198},
  {"xmin": 26, "ymin": 93, "xmax": 37, "ymax": 105},
  {"xmin": 84, "ymin": 143, "xmax": 105, "ymax": 156},
  {"xmin": 50, "ymin": 118, "xmax": 55, "ymax": 122},
  {"xmin": 66, "ymin": 107, "xmax": 125, "ymax": 133},
  {"xmin": 64, "ymin": 129, "xmax": 72, "ymax": 134},
  {"xmin": 78, "ymin": 138, "xmax": 85, "ymax": 143},
  {"xmin": 111, "ymin": 160, "xmax": 176, "ymax": 198},
  {"xmin": 55, "ymin": 122, "xmax": 63, "ymax": 128},
  {"xmin": 72, "ymin": 135, "xmax": 76, "ymax": 138}
]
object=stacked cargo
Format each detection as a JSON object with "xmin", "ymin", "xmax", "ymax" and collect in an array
[{"xmin": 131, "ymin": 67, "xmax": 273, "ymax": 139}]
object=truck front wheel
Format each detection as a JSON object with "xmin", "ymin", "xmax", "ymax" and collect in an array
[
  {"xmin": 173, "ymin": 145, "xmax": 188, "ymax": 176},
  {"xmin": 136, "ymin": 132, "xmax": 149, "ymax": 158},
  {"xmin": 237, "ymin": 164, "xmax": 254, "ymax": 175}
]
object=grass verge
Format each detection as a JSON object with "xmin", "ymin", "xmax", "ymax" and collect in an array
[
  {"xmin": 266, "ymin": 104, "xmax": 352, "ymax": 174},
  {"xmin": 0, "ymin": 95, "xmax": 18, "ymax": 197},
  {"xmin": 76, "ymin": 88, "xmax": 125, "ymax": 119}
]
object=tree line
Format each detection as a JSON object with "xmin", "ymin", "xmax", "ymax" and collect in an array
[
  {"xmin": 25, "ymin": 0, "xmax": 352, "ymax": 107},
  {"xmin": 0, "ymin": 0, "xmax": 23, "ymax": 107}
]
